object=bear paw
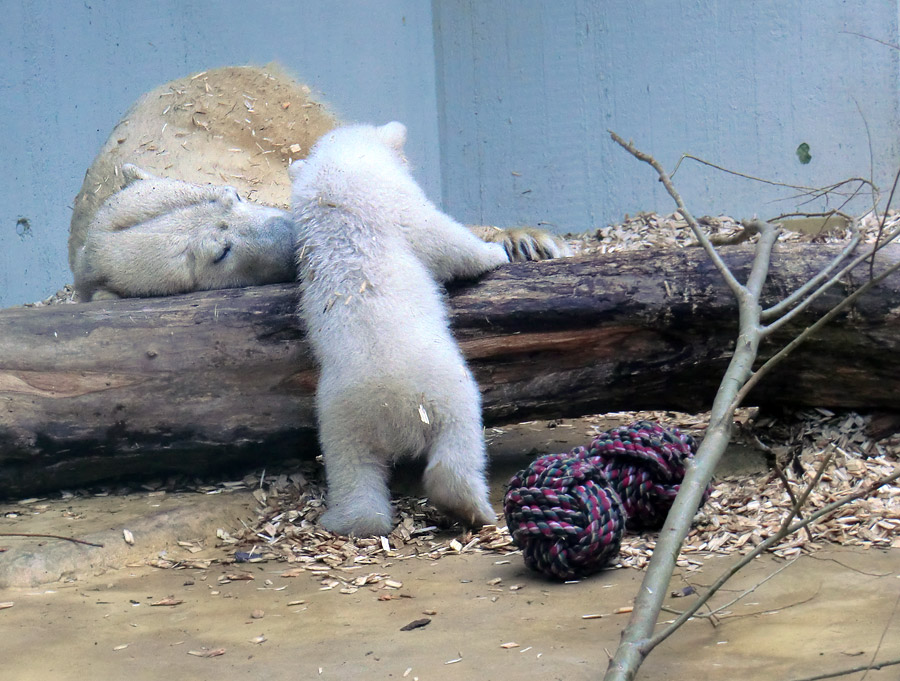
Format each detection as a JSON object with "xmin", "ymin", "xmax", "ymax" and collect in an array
[{"xmin": 319, "ymin": 505, "xmax": 394, "ymax": 538}]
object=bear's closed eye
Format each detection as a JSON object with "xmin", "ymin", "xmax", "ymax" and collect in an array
[{"xmin": 213, "ymin": 243, "xmax": 232, "ymax": 263}]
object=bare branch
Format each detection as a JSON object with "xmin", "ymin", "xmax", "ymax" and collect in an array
[
  {"xmin": 787, "ymin": 657, "xmax": 900, "ymax": 681},
  {"xmin": 667, "ymin": 558, "xmax": 799, "ymax": 621},
  {"xmin": 609, "ymin": 132, "xmax": 745, "ymax": 296},
  {"xmin": 869, "ymin": 165, "xmax": 900, "ymax": 278},
  {"xmin": 0, "ymin": 532, "xmax": 104, "ymax": 548},
  {"xmin": 770, "ymin": 461, "xmax": 815, "ymax": 543},
  {"xmin": 604, "ymin": 132, "xmax": 898, "ymax": 681},
  {"xmin": 671, "ymin": 153, "xmax": 877, "ymax": 199},
  {"xmin": 761, "ymin": 223, "xmax": 900, "ymax": 334},
  {"xmin": 644, "ymin": 463, "xmax": 900, "ymax": 652},
  {"xmin": 860, "ymin": 588, "xmax": 900, "ymax": 681},
  {"xmin": 645, "ymin": 448, "xmax": 834, "ymax": 648},
  {"xmin": 734, "ymin": 250, "xmax": 900, "ymax": 410},
  {"xmin": 743, "ymin": 219, "xmax": 781, "ymax": 300},
  {"xmin": 761, "ymin": 218, "xmax": 861, "ymax": 321},
  {"xmin": 841, "ymin": 29, "xmax": 900, "ymax": 52}
]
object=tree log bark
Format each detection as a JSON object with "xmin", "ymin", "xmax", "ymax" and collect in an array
[{"xmin": 2, "ymin": 243, "xmax": 898, "ymax": 496}]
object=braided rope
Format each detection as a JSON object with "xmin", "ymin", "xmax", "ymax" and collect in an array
[
  {"xmin": 504, "ymin": 420, "xmax": 711, "ymax": 579},
  {"xmin": 503, "ymin": 453, "xmax": 625, "ymax": 580},
  {"xmin": 588, "ymin": 420, "xmax": 709, "ymax": 530}
]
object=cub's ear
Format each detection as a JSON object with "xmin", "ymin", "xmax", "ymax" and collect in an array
[
  {"xmin": 378, "ymin": 121, "xmax": 407, "ymax": 152},
  {"xmin": 288, "ymin": 159, "xmax": 306, "ymax": 182},
  {"xmin": 121, "ymin": 163, "xmax": 154, "ymax": 185}
]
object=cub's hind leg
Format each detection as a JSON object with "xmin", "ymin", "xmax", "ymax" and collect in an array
[
  {"xmin": 423, "ymin": 415, "xmax": 495, "ymax": 529},
  {"xmin": 316, "ymin": 404, "xmax": 395, "ymax": 537}
]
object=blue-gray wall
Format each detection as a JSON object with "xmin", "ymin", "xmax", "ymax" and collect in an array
[
  {"xmin": 434, "ymin": 0, "xmax": 900, "ymax": 233},
  {"xmin": 2, "ymin": 0, "xmax": 900, "ymax": 307}
]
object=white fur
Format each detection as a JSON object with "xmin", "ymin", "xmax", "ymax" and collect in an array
[
  {"xmin": 73, "ymin": 165, "xmax": 296, "ymax": 301},
  {"xmin": 291, "ymin": 122, "xmax": 508, "ymax": 537}
]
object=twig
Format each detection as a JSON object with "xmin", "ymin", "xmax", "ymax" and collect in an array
[
  {"xmin": 663, "ymin": 558, "xmax": 799, "ymax": 620},
  {"xmin": 609, "ymin": 132, "xmax": 744, "ymax": 296},
  {"xmin": 869, "ymin": 165, "xmax": 900, "ymax": 278},
  {"xmin": 806, "ymin": 555, "xmax": 893, "ymax": 578},
  {"xmin": 850, "ymin": 95, "xmax": 879, "ymax": 220},
  {"xmin": 644, "ymin": 463, "xmax": 900, "ymax": 651},
  {"xmin": 783, "ymin": 450, "xmax": 835, "ymax": 533},
  {"xmin": 761, "ymin": 216, "xmax": 861, "ymax": 321},
  {"xmin": 785, "ymin": 656, "xmax": 900, "ymax": 681},
  {"xmin": 761, "ymin": 217, "xmax": 900, "ymax": 330},
  {"xmin": 712, "ymin": 584, "xmax": 820, "ymax": 621},
  {"xmin": 860, "ymin": 585, "xmax": 900, "ymax": 681},
  {"xmin": 840, "ymin": 29, "xmax": 900, "ymax": 52},
  {"xmin": 646, "ymin": 450, "xmax": 834, "ymax": 648},
  {"xmin": 0, "ymin": 532, "xmax": 104, "ymax": 548},
  {"xmin": 770, "ymin": 462, "xmax": 814, "ymax": 542},
  {"xmin": 732, "ymin": 248, "xmax": 900, "ymax": 410},
  {"xmin": 671, "ymin": 154, "xmax": 877, "ymax": 198}
]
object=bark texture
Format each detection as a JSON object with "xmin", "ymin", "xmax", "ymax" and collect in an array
[{"xmin": 1, "ymin": 243, "xmax": 898, "ymax": 495}]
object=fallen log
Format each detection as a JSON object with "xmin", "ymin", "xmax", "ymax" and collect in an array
[{"xmin": 1, "ymin": 243, "xmax": 898, "ymax": 496}]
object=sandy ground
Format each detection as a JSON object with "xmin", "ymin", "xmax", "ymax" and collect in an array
[{"xmin": 1, "ymin": 419, "xmax": 899, "ymax": 681}]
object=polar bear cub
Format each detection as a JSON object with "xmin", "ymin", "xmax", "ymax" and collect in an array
[{"xmin": 290, "ymin": 122, "xmax": 508, "ymax": 537}]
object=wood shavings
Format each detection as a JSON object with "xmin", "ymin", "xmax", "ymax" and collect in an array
[
  {"xmin": 117, "ymin": 407, "xmax": 897, "ymax": 594},
  {"xmin": 568, "ymin": 210, "xmax": 900, "ymax": 256}
]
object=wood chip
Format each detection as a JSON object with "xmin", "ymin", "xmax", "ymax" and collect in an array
[
  {"xmin": 150, "ymin": 596, "xmax": 183, "ymax": 607},
  {"xmin": 500, "ymin": 642, "xmax": 520, "ymax": 648},
  {"xmin": 187, "ymin": 648, "xmax": 226, "ymax": 657},
  {"xmin": 400, "ymin": 618, "xmax": 431, "ymax": 631},
  {"xmin": 614, "ymin": 606, "xmax": 634, "ymax": 614},
  {"xmin": 0, "ymin": 602, "xmax": 13, "ymax": 610}
]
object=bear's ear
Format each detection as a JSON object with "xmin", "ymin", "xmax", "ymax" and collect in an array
[
  {"xmin": 218, "ymin": 186, "xmax": 242, "ymax": 208},
  {"xmin": 288, "ymin": 159, "xmax": 306, "ymax": 182},
  {"xmin": 121, "ymin": 164, "xmax": 154, "ymax": 185},
  {"xmin": 378, "ymin": 121, "xmax": 407, "ymax": 152}
]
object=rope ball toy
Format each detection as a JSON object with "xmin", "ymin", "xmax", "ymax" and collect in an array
[
  {"xmin": 503, "ymin": 420, "xmax": 710, "ymax": 580},
  {"xmin": 503, "ymin": 453, "xmax": 626, "ymax": 580},
  {"xmin": 590, "ymin": 420, "xmax": 710, "ymax": 531}
]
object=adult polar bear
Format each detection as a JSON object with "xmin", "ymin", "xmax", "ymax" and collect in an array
[{"xmin": 70, "ymin": 64, "xmax": 569, "ymax": 301}]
